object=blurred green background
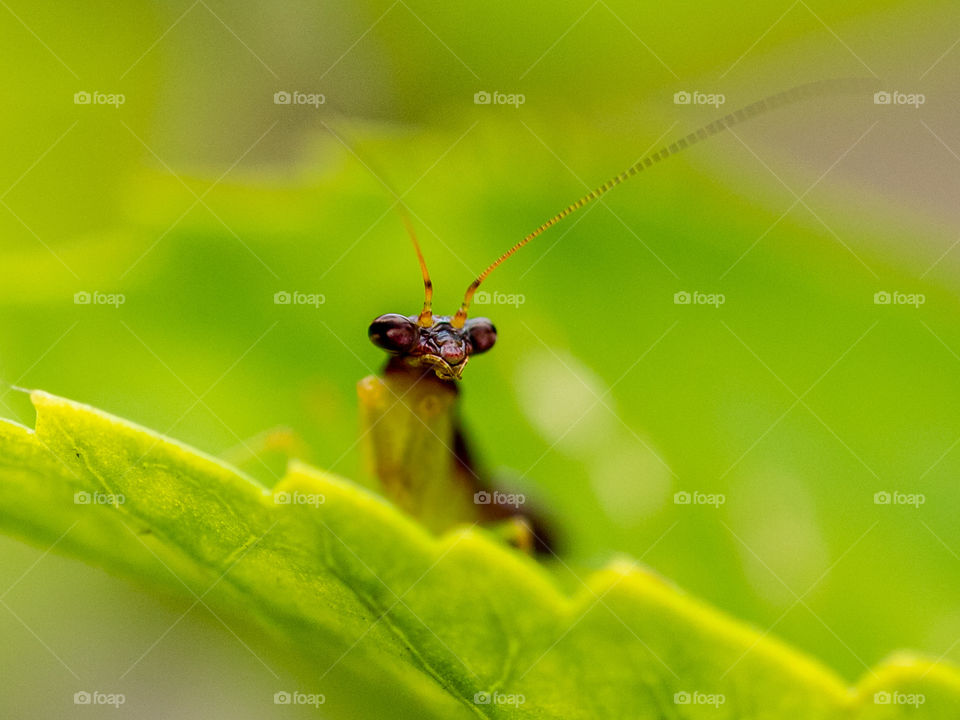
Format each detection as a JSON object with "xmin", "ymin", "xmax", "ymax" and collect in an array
[{"xmin": 2, "ymin": 0, "xmax": 959, "ymax": 716}]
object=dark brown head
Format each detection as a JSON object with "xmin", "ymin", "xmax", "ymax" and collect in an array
[{"xmin": 368, "ymin": 313, "xmax": 496, "ymax": 380}]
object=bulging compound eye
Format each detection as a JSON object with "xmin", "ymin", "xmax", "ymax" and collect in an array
[
  {"xmin": 465, "ymin": 318, "xmax": 497, "ymax": 355},
  {"xmin": 368, "ymin": 314, "xmax": 419, "ymax": 354}
]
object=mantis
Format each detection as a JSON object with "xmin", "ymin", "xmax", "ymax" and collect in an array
[{"xmin": 357, "ymin": 78, "xmax": 868, "ymax": 554}]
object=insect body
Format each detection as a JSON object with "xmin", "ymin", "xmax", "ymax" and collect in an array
[
  {"xmin": 359, "ymin": 78, "xmax": 867, "ymax": 553},
  {"xmin": 359, "ymin": 216, "xmax": 549, "ymax": 550}
]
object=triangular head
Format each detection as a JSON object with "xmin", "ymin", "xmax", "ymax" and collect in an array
[{"xmin": 368, "ymin": 313, "xmax": 496, "ymax": 381}]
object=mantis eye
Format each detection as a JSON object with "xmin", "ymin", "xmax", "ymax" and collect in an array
[
  {"xmin": 465, "ymin": 318, "xmax": 496, "ymax": 355},
  {"xmin": 368, "ymin": 314, "xmax": 419, "ymax": 354}
]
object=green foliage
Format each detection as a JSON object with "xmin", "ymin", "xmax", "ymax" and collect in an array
[
  {"xmin": 3, "ymin": 0, "xmax": 960, "ymax": 708},
  {"xmin": 1, "ymin": 391, "xmax": 957, "ymax": 718}
]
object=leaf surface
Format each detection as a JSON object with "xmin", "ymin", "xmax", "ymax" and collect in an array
[{"xmin": 1, "ymin": 391, "xmax": 957, "ymax": 719}]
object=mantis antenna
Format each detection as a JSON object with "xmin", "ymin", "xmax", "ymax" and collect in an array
[
  {"xmin": 450, "ymin": 77, "xmax": 870, "ymax": 328},
  {"xmin": 317, "ymin": 118, "xmax": 438, "ymax": 327},
  {"xmin": 401, "ymin": 214, "xmax": 435, "ymax": 327}
]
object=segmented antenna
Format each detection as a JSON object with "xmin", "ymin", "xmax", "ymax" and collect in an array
[
  {"xmin": 316, "ymin": 119, "xmax": 439, "ymax": 327},
  {"xmin": 400, "ymin": 214, "xmax": 435, "ymax": 327},
  {"xmin": 450, "ymin": 77, "xmax": 870, "ymax": 328}
]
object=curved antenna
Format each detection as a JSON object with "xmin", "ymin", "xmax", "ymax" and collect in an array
[
  {"xmin": 317, "ymin": 118, "xmax": 437, "ymax": 326},
  {"xmin": 401, "ymin": 214, "xmax": 434, "ymax": 327},
  {"xmin": 451, "ymin": 77, "xmax": 871, "ymax": 328}
]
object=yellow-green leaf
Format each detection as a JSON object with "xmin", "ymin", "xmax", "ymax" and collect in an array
[{"xmin": 1, "ymin": 391, "xmax": 957, "ymax": 719}]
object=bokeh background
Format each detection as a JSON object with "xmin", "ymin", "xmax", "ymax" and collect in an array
[{"xmin": 1, "ymin": 0, "xmax": 959, "ymax": 716}]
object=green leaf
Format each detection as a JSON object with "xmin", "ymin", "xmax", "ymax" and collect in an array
[{"xmin": 1, "ymin": 390, "xmax": 958, "ymax": 719}]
